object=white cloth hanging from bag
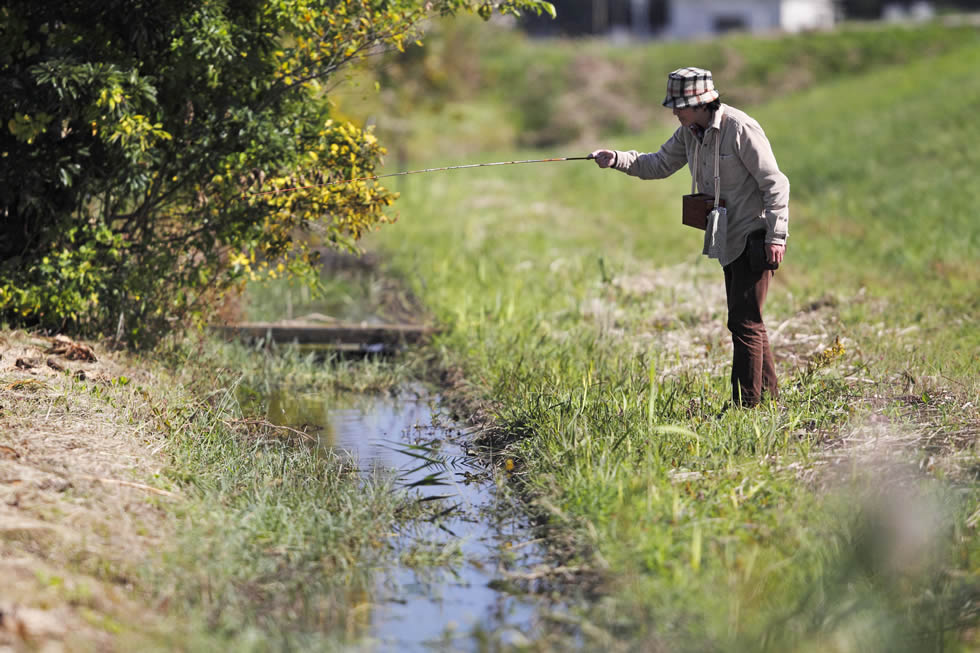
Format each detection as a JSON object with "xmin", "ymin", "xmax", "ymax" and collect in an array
[{"xmin": 695, "ymin": 131, "xmax": 726, "ymax": 261}]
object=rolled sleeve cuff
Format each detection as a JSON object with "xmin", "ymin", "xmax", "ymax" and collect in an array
[{"xmin": 611, "ymin": 150, "xmax": 629, "ymax": 172}]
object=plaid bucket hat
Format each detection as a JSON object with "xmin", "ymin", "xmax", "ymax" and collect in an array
[{"xmin": 662, "ymin": 67, "xmax": 719, "ymax": 109}]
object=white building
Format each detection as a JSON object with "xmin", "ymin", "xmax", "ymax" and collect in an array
[
  {"xmin": 882, "ymin": 2, "xmax": 936, "ymax": 22},
  {"xmin": 664, "ymin": 0, "xmax": 836, "ymax": 39}
]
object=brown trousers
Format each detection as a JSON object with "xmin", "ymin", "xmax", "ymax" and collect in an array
[{"xmin": 723, "ymin": 248, "xmax": 778, "ymax": 406}]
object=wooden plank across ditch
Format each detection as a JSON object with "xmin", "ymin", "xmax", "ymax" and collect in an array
[{"xmin": 213, "ymin": 322, "xmax": 438, "ymax": 348}]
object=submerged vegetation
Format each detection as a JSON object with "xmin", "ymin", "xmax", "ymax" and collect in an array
[{"xmin": 149, "ymin": 337, "xmax": 423, "ymax": 648}]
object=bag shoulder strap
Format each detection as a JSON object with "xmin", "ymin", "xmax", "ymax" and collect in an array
[
  {"xmin": 691, "ymin": 140, "xmax": 699, "ymax": 195},
  {"xmin": 691, "ymin": 115, "xmax": 725, "ymax": 209},
  {"xmin": 712, "ymin": 124, "xmax": 721, "ymax": 209}
]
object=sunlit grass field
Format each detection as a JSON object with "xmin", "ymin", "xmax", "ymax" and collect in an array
[{"xmin": 352, "ymin": 27, "xmax": 980, "ymax": 651}]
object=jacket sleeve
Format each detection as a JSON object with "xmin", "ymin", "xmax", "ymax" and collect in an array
[
  {"xmin": 734, "ymin": 121, "xmax": 790, "ymax": 245},
  {"xmin": 611, "ymin": 127, "xmax": 689, "ymax": 180}
]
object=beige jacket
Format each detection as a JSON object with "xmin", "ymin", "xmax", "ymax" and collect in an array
[{"xmin": 611, "ymin": 104, "xmax": 789, "ymax": 267}]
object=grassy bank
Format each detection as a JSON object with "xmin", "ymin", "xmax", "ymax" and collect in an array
[
  {"xmin": 0, "ymin": 328, "xmax": 435, "ymax": 650},
  {"xmin": 354, "ymin": 25, "xmax": 980, "ymax": 651}
]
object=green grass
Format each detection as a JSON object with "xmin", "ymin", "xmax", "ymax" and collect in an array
[
  {"xmin": 757, "ymin": 44, "xmax": 980, "ymax": 382},
  {"xmin": 334, "ymin": 17, "xmax": 980, "ymax": 157},
  {"xmin": 348, "ymin": 29, "xmax": 980, "ymax": 651},
  {"xmin": 131, "ymin": 336, "xmax": 437, "ymax": 649}
]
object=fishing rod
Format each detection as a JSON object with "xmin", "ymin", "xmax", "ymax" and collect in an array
[{"xmin": 247, "ymin": 153, "xmax": 595, "ymax": 196}]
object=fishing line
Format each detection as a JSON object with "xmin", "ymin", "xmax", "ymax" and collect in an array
[{"xmin": 246, "ymin": 154, "xmax": 595, "ymax": 197}]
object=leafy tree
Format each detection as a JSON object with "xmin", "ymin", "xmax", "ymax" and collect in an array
[{"xmin": 0, "ymin": 0, "xmax": 554, "ymax": 343}]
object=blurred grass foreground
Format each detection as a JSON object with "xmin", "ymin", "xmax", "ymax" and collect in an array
[{"xmin": 285, "ymin": 15, "xmax": 980, "ymax": 652}]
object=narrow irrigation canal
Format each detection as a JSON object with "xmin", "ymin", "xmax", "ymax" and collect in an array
[{"xmin": 266, "ymin": 386, "xmax": 567, "ymax": 650}]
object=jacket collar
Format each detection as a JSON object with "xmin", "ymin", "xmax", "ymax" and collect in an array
[
  {"xmin": 689, "ymin": 104, "xmax": 726, "ymax": 142},
  {"xmin": 708, "ymin": 103, "xmax": 726, "ymax": 131}
]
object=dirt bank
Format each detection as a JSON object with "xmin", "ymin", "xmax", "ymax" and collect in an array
[{"xmin": 0, "ymin": 331, "xmax": 176, "ymax": 651}]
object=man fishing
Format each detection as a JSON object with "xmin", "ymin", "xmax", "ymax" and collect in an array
[{"xmin": 590, "ymin": 67, "xmax": 790, "ymax": 408}]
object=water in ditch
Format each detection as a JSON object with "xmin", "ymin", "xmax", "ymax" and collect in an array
[{"xmin": 266, "ymin": 387, "xmax": 565, "ymax": 651}]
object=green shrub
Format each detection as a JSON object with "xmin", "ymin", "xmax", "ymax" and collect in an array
[{"xmin": 0, "ymin": 0, "xmax": 553, "ymax": 344}]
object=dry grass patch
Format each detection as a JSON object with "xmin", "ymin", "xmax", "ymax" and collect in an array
[
  {"xmin": 582, "ymin": 261, "xmax": 853, "ymax": 381},
  {"xmin": 0, "ymin": 331, "xmax": 176, "ymax": 650}
]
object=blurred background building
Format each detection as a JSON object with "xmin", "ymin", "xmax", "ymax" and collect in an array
[
  {"xmin": 523, "ymin": 0, "xmax": 979, "ymax": 38},
  {"xmin": 666, "ymin": 0, "xmax": 836, "ymax": 38}
]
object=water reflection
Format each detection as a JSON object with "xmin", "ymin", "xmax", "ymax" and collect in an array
[{"xmin": 265, "ymin": 389, "xmax": 557, "ymax": 651}]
